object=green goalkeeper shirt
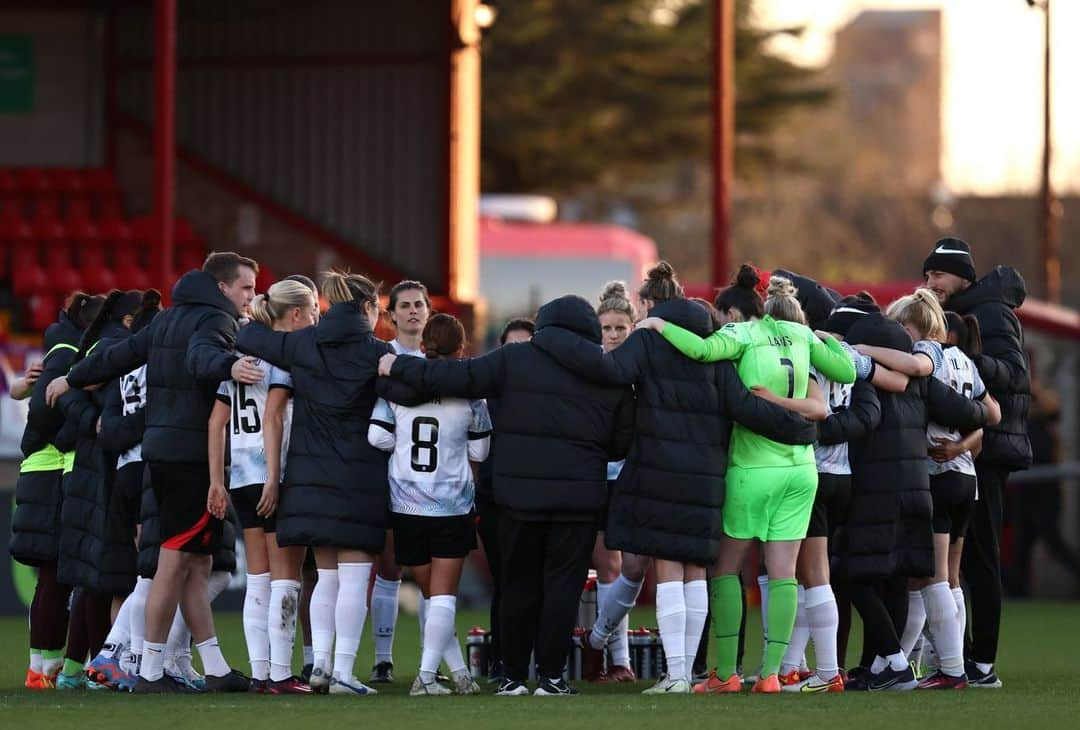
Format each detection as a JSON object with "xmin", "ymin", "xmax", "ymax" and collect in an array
[{"xmin": 660, "ymin": 315, "xmax": 856, "ymax": 468}]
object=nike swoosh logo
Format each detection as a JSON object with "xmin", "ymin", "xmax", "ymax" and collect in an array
[
  {"xmin": 831, "ymin": 307, "xmax": 868, "ymax": 315},
  {"xmin": 934, "ymin": 246, "xmax": 969, "ymax": 255}
]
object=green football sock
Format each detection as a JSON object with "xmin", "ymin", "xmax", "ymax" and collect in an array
[
  {"xmin": 42, "ymin": 649, "xmax": 64, "ymax": 660},
  {"xmin": 62, "ymin": 657, "xmax": 83, "ymax": 677},
  {"xmin": 709, "ymin": 575, "xmax": 743, "ymax": 679},
  {"xmin": 762, "ymin": 578, "xmax": 798, "ymax": 677}
]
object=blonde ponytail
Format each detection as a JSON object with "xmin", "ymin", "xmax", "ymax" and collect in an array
[
  {"xmin": 321, "ymin": 269, "xmax": 379, "ymax": 308},
  {"xmin": 763, "ymin": 275, "xmax": 806, "ymax": 325},
  {"xmin": 251, "ymin": 279, "xmax": 316, "ymax": 326},
  {"xmin": 886, "ymin": 288, "xmax": 947, "ymax": 342}
]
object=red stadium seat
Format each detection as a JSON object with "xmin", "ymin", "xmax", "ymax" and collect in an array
[
  {"xmin": 98, "ymin": 216, "xmax": 133, "ymax": 247},
  {"xmin": 113, "ymin": 262, "xmax": 151, "ymax": 291},
  {"xmin": 51, "ymin": 168, "xmax": 91, "ymax": 220},
  {"xmin": 32, "ymin": 216, "xmax": 68, "ymax": 247},
  {"xmin": 255, "ymin": 264, "xmax": 276, "ymax": 294},
  {"xmin": 12, "ymin": 248, "xmax": 47, "ymax": 297},
  {"xmin": 44, "ymin": 246, "xmax": 81, "ymax": 295},
  {"xmin": 1, "ymin": 218, "xmax": 33, "ymax": 280},
  {"xmin": 0, "ymin": 169, "xmax": 22, "ymax": 218},
  {"xmin": 176, "ymin": 244, "xmax": 205, "ymax": 273},
  {"xmin": 27, "ymin": 294, "xmax": 59, "ymax": 333},
  {"xmin": 16, "ymin": 169, "xmax": 60, "ymax": 221}
]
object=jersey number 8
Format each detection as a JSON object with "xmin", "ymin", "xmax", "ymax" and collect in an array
[{"xmin": 411, "ymin": 416, "xmax": 440, "ymax": 473}]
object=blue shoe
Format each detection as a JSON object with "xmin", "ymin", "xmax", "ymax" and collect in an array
[
  {"xmin": 86, "ymin": 653, "xmax": 127, "ymax": 690},
  {"xmin": 56, "ymin": 672, "xmax": 88, "ymax": 690}
]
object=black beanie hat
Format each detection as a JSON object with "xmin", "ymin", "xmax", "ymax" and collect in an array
[
  {"xmin": 845, "ymin": 312, "xmax": 913, "ymax": 353},
  {"xmin": 923, "ymin": 237, "xmax": 976, "ymax": 282},
  {"xmin": 823, "ymin": 293, "xmax": 879, "ymax": 337}
]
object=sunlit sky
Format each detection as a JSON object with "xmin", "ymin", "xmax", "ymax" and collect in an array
[{"xmin": 755, "ymin": 0, "xmax": 1079, "ymax": 195}]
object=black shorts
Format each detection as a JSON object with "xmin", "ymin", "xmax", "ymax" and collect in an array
[
  {"xmin": 111, "ymin": 462, "xmax": 146, "ymax": 530},
  {"xmin": 149, "ymin": 461, "xmax": 223, "ymax": 555},
  {"xmin": 231, "ymin": 483, "xmax": 277, "ymax": 533},
  {"xmin": 806, "ymin": 473, "xmax": 851, "ymax": 539},
  {"xmin": 930, "ymin": 471, "xmax": 976, "ymax": 541},
  {"xmin": 391, "ymin": 512, "xmax": 477, "ymax": 566}
]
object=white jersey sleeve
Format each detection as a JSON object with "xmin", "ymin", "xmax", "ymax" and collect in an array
[
  {"xmin": 467, "ymin": 399, "xmax": 493, "ymax": 463},
  {"xmin": 368, "ymin": 398, "xmax": 397, "ymax": 452}
]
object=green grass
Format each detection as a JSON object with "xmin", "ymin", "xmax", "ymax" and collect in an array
[{"xmin": 0, "ymin": 602, "xmax": 1077, "ymax": 729}]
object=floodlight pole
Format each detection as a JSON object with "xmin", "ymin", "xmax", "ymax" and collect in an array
[
  {"xmin": 1038, "ymin": 0, "xmax": 1059, "ymax": 303},
  {"xmin": 712, "ymin": 0, "xmax": 734, "ymax": 290},
  {"xmin": 152, "ymin": 0, "xmax": 176, "ymax": 292}
]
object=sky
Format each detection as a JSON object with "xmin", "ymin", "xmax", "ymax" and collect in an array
[{"xmin": 754, "ymin": 0, "xmax": 1079, "ymax": 195}]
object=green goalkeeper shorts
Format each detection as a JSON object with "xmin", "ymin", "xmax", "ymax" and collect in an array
[{"xmin": 723, "ymin": 463, "xmax": 818, "ymax": 542}]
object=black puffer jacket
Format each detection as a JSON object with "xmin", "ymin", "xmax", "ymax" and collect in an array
[
  {"xmin": 834, "ymin": 316, "xmax": 990, "ymax": 582},
  {"xmin": 532, "ymin": 298, "xmax": 818, "ymax": 564},
  {"xmin": 236, "ymin": 300, "xmax": 393, "ymax": 551},
  {"xmin": 385, "ymin": 296, "xmax": 635, "ymax": 523},
  {"xmin": 946, "ymin": 266, "xmax": 1031, "ymax": 471},
  {"xmin": 10, "ymin": 313, "xmax": 84, "ymax": 567},
  {"xmin": 67, "ymin": 271, "xmax": 240, "ymax": 464},
  {"xmin": 56, "ymin": 323, "xmax": 130, "ymax": 590},
  {"xmin": 20, "ymin": 311, "xmax": 83, "ymax": 457}
]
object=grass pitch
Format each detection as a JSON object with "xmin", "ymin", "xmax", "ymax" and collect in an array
[{"xmin": 0, "ymin": 601, "xmax": 1077, "ymax": 730}]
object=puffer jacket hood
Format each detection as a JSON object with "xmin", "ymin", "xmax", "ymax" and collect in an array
[
  {"xmin": 43, "ymin": 311, "xmax": 82, "ymax": 353},
  {"xmin": 650, "ymin": 298, "xmax": 713, "ymax": 338},
  {"xmin": 947, "ymin": 265, "xmax": 1027, "ymax": 313},
  {"xmin": 536, "ymin": 295, "xmax": 602, "ymax": 344},
  {"xmin": 315, "ymin": 300, "xmax": 373, "ymax": 344},
  {"xmin": 171, "ymin": 269, "xmax": 240, "ymax": 318},
  {"xmin": 845, "ymin": 313, "xmax": 913, "ymax": 353},
  {"xmin": 773, "ymin": 269, "xmax": 841, "ymax": 331}
]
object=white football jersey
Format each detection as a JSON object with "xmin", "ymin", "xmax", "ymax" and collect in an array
[
  {"xmin": 216, "ymin": 361, "xmax": 293, "ymax": 489},
  {"xmin": 915, "ymin": 340, "xmax": 985, "ymax": 476},
  {"xmin": 368, "ymin": 395, "xmax": 492, "ymax": 516},
  {"xmin": 812, "ymin": 367, "xmax": 853, "ymax": 475},
  {"xmin": 116, "ymin": 365, "xmax": 147, "ymax": 470}
]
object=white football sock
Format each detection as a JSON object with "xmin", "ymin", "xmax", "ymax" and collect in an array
[
  {"xmin": 371, "ymin": 576, "xmax": 401, "ymax": 665},
  {"xmin": 975, "ymin": 661, "xmax": 993, "ymax": 674},
  {"xmin": 888, "ymin": 651, "xmax": 908, "ymax": 672},
  {"xmin": 128, "ymin": 577, "xmax": 152, "ymax": 656},
  {"xmin": 683, "ymin": 580, "xmax": 708, "ymax": 674},
  {"xmin": 208, "ymin": 570, "xmax": 231, "ymax": 601},
  {"xmin": 952, "ymin": 586, "xmax": 967, "ymax": 641},
  {"xmin": 804, "ymin": 584, "xmax": 840, "ymax": 677},
  {"xmin": 418, "ymin": 596, "xmax": 428, "ymax": 652},
  {"xmin": 655, "ymin": 581, "xmax": 687, "ymax": 681},
  {"xmin": 595, "ymin": 581, "xmax": 631, "ymax": 668},
  {"xmin": 303, "ymin": 645, "xmax": 314, "ymax": 667},
  {"xmin": 164, "ymin": 607, "xmax": 190, "ymax": 662},
  {"xmin": 922, "ymin": 581, "xmax": 964, "ymax": 676},
  {"xmin": 443, "ymin": 630, "xmax": 468, "ymax": 675},
  {"xmin": 310, "ymin": 569, "xmax": 338, "ymax": 672},
  {"xmin": 781, "ymin": 585, "xmax": 808, "ymax": 674},
  {"xmin": 589, "ymin": 574, "xmax": 642, "ymax": 650},
  {"xmin": 421, "ymin": 594, "xmax": 457, "ymax": 683},
  {"xmin": 104, "ymin": 592, "xmax": 134, "ymax": 649},
  {"xmin": 30, "ymin": 651, "xmax": 42, "ymax": 673},
  {"xmin": 269, "ymin": 579, "xmax": 301, "ymax": 682},
  {"xmin": 900, "ymin": 590, "xmax": 926, "ymax": 659},
  {"xmin": 243, "ymin": 572, "xmax": 272, "ymax": 680},
  {"xmin": 196, "ymin": 636, "xmax": 230, "ymax": 677},
  {"xmin": 332, "ymin": 563, "xmax": 371, "ymax": 680},
  {"xmin": 140, "ymin": 641, "xmax": 166, "ymax": 681}
]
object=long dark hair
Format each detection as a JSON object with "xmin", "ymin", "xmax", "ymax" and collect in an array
[
  {"xmin": 73, "ymin": 289, "xmax": 142, "ymax": 364},
  {"xmin": 714, "ymin": 263, "xmax": 764, "ymax": 321},
  {"xmin": 945, "ymin": 311, "xmax": 982, "ymax": 358},
  {"xmin": 65, "ymin": 292, "xmax": 105, "ymax": 330}
]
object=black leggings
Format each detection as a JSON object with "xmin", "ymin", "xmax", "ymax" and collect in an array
[
  {"xmin": 848, "ymin": 577, "xmax": 908, "ymax": 660},
  {"xmin": 29, "ymin": 562, "xmax": 72, "ymax": 651},
  {"xmin": 64, "ymin": 589, "xmax": 113, "ymax": 664}
]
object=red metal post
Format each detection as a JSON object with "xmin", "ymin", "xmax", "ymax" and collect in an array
[
  {"xmin": 152, "ymin": 0, "xmax": 176, "ymax": 292},
  {"xmin": 712, "ymin": 0, "xmax": 734, "ymax": 289}
]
